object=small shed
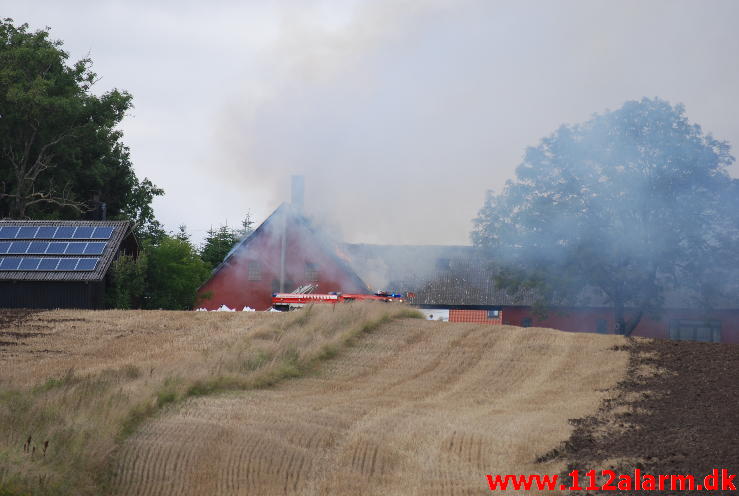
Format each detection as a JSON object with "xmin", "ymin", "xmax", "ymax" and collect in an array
[{"xmin": 0, "ymin": 220, "xmax": 136, "ymax": 309}]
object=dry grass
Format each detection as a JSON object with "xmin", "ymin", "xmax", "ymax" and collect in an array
[
  {"xmin": 0, "ymin": 303, "xmax": 421, "ymax": 496},
  {"xmin": 111, "ymin": 322, "xmax": 630, "ymax": 496}
]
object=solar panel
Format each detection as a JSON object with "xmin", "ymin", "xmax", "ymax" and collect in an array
[
  {"xmin": 56, "ymin": 258, "xmax": 78, "ymax": 271},
  {"xmin": 65, "ymin": 243, "xmax": 86, "ymax": 255},
  {"xmin": 37, "ymin": 258, "xmax": 60, "ymax": 271},
  {"xmin": 83, "ymin": 242, "xmax": 106, "ymax": 255},
  {"xmin": 9, "ymin": 242, "xmax": 30, "ymax": 254},
  {"xmin": 92, "ymin": 227, "xmax": 115, "ymax": 239},
  {"xmin": 73, "ymin": 226, "xmax": 95, "ymax": 239},
  {"xmin": 35, "ymin": 226, "xmax": 57, "ymax": 238},
  {"xmin": 0, "ymin": 256, "xmax": 101, "ymax": 271},
  {"xmin": 0, "ymin": 223, "xmax": 114, "ymax": 274},
  {"xmin": 0, "ymin": 258, "xmax": 21, "ymax": 270},
  {"xmin": 28, "ymin": 242, "xmax": 50, "ymax": 254},
  {"xmin": 46, "ymin": 242, "xmax": 67, "ymax": 255},
  {"xmin": 53, "ymin": 227, "xmax": 76, "ymax": 239},
  {"xmin": 17, "ymin": 226, "xmax": 39, "ymax": 238},
  {"xmin": 19, "ymin": 258, "xmax": 40, "ymax": 270},
  {"xmin": 0, "ymin": 224, "xmax": 116, "ymax": 240},
  {"xmin": 75, "ymin": 258, "xmax": 98, "ymax": 271},
  {"xmin": 0, "ymin": 227, "xmax": 20, "ymax": 239}
]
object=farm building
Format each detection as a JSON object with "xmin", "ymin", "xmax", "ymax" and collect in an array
[
  {"xmin": 345, "ymin": 245, "xmax": 739, "ymax": 344},
  {"xmin": 0, "ymin": 220, "xmax": 136, "ymax": 309},
  {"xmin": 197, "ymin": 176, "xmax": 738, "ymax": 343},
  {"xmin": 196, "ymin": 203, "xmax": 369, "ymax": 311}
]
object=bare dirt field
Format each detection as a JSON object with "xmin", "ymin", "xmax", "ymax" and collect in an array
[
  {"xmin": 548, "ymin": 338, "xmax": 739, "ymax": 496},
  {"xmin": 109, "ymin": 319, "xmax": 628, "ymax": 496}
]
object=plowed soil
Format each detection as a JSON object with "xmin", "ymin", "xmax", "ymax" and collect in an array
[
  {"xmin": 547, "ymin": 338, "xmax": 739, "ymax": 495},
  {"xmin": 110, "ymin": 320, "xmax": 628, "ymax": 496}
]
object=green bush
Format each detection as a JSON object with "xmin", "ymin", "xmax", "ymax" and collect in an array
[{"xmin": 144, "ymin": 237, "xmax": 211, "ymax": 310}]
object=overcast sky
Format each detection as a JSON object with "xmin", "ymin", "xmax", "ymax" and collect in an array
[{"xmin": 4, "ymin": 0, "xmax": 739, "ymax": 245}]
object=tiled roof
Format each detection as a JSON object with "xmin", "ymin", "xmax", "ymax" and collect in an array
[
  {"xmin": 0, "ymin": 220, "xmax": 132, "ymax": 282},
  {"xmin": 393, "ymin": 258, "xmax": 539, "ymax": 307}
]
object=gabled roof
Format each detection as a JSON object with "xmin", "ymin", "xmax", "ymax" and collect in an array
[
  {"xmin": 0, "ymin": 220, "xmax": 132, "ymax": 282},
  {"xmin": 207, "ymin": 204, "xmax": 370, "ymax": 293}
]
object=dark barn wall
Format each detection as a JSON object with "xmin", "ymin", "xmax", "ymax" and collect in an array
[
  {"xmin": 0, "ymin": 281, "xmax": 105, "ymax": 309},
  {"xmin": 496, "ymin": 306, "xmax": 739, "ymax": 344}
]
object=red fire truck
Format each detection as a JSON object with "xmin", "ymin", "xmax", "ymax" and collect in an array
[{"xmin": 271, "ymin": 287, "xmax": 410, "ymax": 311}]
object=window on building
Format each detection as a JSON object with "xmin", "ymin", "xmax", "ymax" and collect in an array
[
  {"xmin": 487, "ymin": 310, "xmax": 500, "ymax": 319},
  {"xmin": 596, "ymin": 319, "xmax": 608, "ymax": 334},
  {"xmin": 247, "ymin": 261, "xmax": 261, "ymax": 281},
  {"xmin": 305, "ymin": 262, "xmax": 319, "ymax": 281},
  {"xmin": 521, "ymin": 317, "xmax": 532, "ymax": 328},
  {"xmin": 669, "ymin": 320, "xmax": 721, "ymax": 343}
]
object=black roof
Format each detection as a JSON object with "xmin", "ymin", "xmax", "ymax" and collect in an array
[{"xmin": 0, "ymin": 220, "xmax": 132, "ymax": 282}]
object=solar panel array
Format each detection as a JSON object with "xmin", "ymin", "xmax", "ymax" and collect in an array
[
  {"xmin": 0, "ymin": 241, "xmax": 106, "ymax": 255},
  {"xmin": 0, "ymin": 225, "xmax": 115, "ymax": 272},
  {"xmin": 0, "ymin": 226, "xmax": 114, "ymax": 239}
]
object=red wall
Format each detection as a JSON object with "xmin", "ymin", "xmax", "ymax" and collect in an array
[
  {"xmin": 449, "ymin": 309, "xmax": 502, "ymax": 325},
  {"xmin": 448, "ymin": 307, "xmax": 739, "ymax": 343},
  {"xmin": 197, "ymin": 217, "xmax": 366, "ymax": 311}
]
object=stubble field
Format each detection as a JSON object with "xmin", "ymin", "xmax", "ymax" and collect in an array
[
  {"xmin": 110, "ymin": 318, "xmax": 627, "ymax": 495},
  {"xmin": 0, "ymin": 304, "xmax": 633, "ymax": 495}
]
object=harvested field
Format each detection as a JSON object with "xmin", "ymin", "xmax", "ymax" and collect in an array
[
  {"xmin": 0, "ymin": 304, "xmax": 420, "ymax": 495},
  {"xmin": 4, "ymin": 307, "xmax": 733, "ymax": 496},
  {"xmin": 0, "ymin": 309, "xmax": 275, "ymax": 387},
  {"xmin": 110, "ymin": 319, "xmax": 628, "ymax": 495}
]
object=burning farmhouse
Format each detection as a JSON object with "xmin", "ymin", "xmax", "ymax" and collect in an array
[{"xmin": 197, "ymin": 182, "xmax": 739, "ymax": 344}]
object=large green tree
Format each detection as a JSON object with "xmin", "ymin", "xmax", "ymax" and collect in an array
[
  {"xmin": 107, "ymin": 227, "xmax": 212, "ymax": 310},
  {"xmin": 0, "ymin": 18, "xmax": 161, "ymax": 227},
  {"xmin": 473, "ymin": 98, "xmax": 738, "ymax": 335}
]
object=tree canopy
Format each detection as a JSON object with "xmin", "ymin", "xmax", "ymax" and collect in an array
[
  {"xmin": 200, "ymin": 213, "xmax": 255, "ymax": 269},
  {"xmin": 0, "ymin": 18, "xmax": 161, "ymax": 233},
  {"xmin": 473, "ymin": 98, "xmax": 739, "ymax": 335},
  {"xmin": 108, "ymin": 228, "xmax": 212, "ymax": 311}
]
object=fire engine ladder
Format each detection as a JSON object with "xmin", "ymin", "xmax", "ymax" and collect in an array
[{"xmin": 291, "ymin": 283, "xmax": 317, "ymax": 294}]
